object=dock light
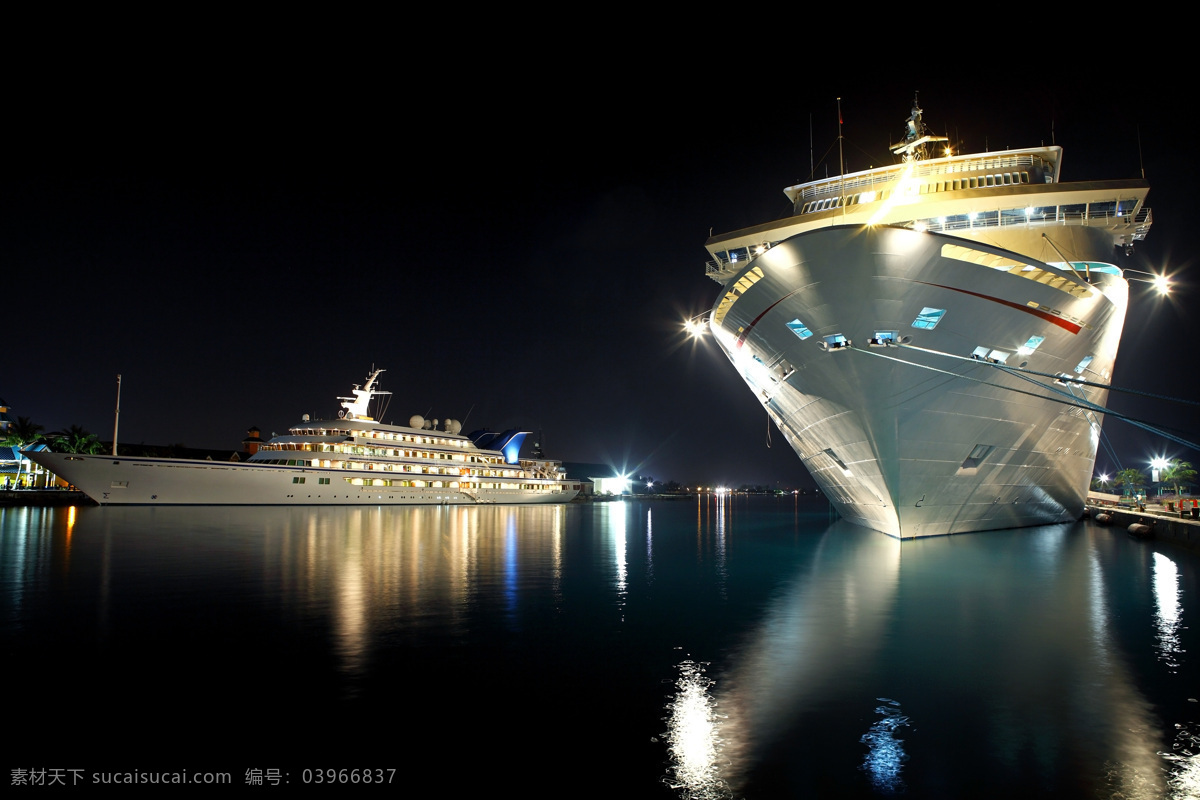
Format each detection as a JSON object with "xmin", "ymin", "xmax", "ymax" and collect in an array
[
  {"xmin": 1124, "ymin": 268, "xmax": 1172, "ymax": 295},
  {"xmin": 1151, "ymin": 457, "xmax": 1169, "ymax": 483},
  {"xmin": 684, "ymin": 314, "xmax": 709, "ymax": 338}
]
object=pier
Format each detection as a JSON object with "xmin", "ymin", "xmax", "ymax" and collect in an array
[
  {"xmin": 0, "ymin": 489, "xmax": 94, "ymax": 507},
  {"xmin": 1087, "ymin": 501, "xmax": 1200, "ymax": 554}
]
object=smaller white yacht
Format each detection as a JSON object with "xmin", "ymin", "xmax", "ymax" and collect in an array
[{"xmin": 28, "ymin": 369, "xmax": 580, "ymax": 506}]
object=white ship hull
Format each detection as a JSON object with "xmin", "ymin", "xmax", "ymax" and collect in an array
[
  {"xmin": 711, "ymin": 225, "xmax": 1128, "ymax": 538},
  {"xmin": 28, "ymin": 452, "xmax": 580, "ymax": 506}
]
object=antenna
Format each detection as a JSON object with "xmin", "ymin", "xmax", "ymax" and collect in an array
[
  {"xmin": 1137, "ymin": 123, "xmax": 1145, "ymax": 179},
  {"xmin": 808, "ymin": 112, "xmax": 814, "ymax": 181},
  {"xmin": 837, "ymin": 97, "xmax": 845, "ymax": 219}
]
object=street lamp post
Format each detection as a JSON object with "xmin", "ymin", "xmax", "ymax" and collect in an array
[
  {"xmin": 1124, "ymin": 268, "xmax": 1172, "ymax": 295},
  {"xmin": 1151, "ymin": 457, "xmax": 1169, "ymax": 498}
]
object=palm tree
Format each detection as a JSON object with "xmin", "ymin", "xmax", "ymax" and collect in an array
[
  {"xmin": 2, "ymin": 415, "xmax": 44, "ymax": 447},
  {"xmin": 1116, "ymin": 468, "xmax": 1146, "ymax": 498},
  {"xmin": 1160, "ymin": 459, "xmax": 1196, "ymax": 499},
  {"xmin": 49, "ymin": 425, "xmax": 104, "ymax": 455},
  {"xmin": 3, "ymin": 416, "xmax": 45, "ymax": 488}
]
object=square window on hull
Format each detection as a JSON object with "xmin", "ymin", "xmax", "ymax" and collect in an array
[
  {"xmin": 786, "ymin": 319, "xmax": 813, "ymax": 340},
  {"xmin": 912, "ymin": 308, "xmax": 946, "ymax": 329},
  {"xmin": 1018, "ymin": 335, "xmax": 1045, "ymax": 355}
]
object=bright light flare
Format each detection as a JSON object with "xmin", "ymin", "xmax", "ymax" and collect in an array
[
  {"xmin": 1154, "ymin": 274, "xmax": 1171, "ymax": 294},
  {"xmin": 867, "ymin": 162, "xmax": 914, "ymax": 225},
  {"xmin": 684, "ymin": 314, "xmax": 710, "ymax": 339}
]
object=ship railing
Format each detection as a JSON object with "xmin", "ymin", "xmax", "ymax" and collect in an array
[
  {"xmin": 706, "ymin": 260, "xmax": 742, "ymax": 281},
  {"xmin": 919, "ymin": 205, "xmax": 1152, "ymax": 235},
  {"xmin": 791, "ymin": 153, "xmax": 1049, "ymax": 200}
]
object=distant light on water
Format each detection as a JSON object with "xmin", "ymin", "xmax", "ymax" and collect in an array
[
  {"xmin": 665, "ymin": 660, "xmax": 729, "ymax": 799},
  {"xmin": 860, "ymin": 699, "xmax": 910, "ymax": 793}
]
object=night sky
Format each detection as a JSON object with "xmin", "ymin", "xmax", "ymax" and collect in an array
[{"xmin": 5, "ymin": 66, "xmax": 1197, "ymax": 487}]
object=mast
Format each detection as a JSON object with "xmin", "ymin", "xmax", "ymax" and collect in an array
[
  {"xmin": 112, "ymin": 374, "xmax": 121, "ymax": 456},
  {"xmin": 338, "ymin": 368, "xmax": 392, "ymax": 420},
  {"xmin": 837, "ymin": 97, "xmax": 845, "ymax": 219},
  {"xmin": 890, "ymin": 93, "xmax": 947, "ymax": 162}
]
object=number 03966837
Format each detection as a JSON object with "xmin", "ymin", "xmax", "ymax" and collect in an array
[{"xmin": 301, "ymin": 769, "xmax": 396, "ymax": 784}]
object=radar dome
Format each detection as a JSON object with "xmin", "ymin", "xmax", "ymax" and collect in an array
[
  {"xmin": 446, "ymin": 420, "xmax": 462, "ymax": 434},
  {"xmin": 409, "ymin": 415, "xmax": 425, "ymax": 429}
]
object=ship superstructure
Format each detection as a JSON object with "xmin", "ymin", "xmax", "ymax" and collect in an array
[{"xmin": 703, "ymin": 101, "xmax": 1149, "ymax": 537}]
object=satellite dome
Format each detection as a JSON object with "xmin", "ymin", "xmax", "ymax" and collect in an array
[{"xmin": 409, "ymin": 415, "xmax": 425, "ymax": 429}]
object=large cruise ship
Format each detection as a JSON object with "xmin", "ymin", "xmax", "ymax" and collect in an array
[
  {"xmin": 28, "ymin": 369, "xmax": 580, "ymax": 506},
  {"xmin": 703, "ymin": 101, "xmax": 1151, "ymax": 538}
]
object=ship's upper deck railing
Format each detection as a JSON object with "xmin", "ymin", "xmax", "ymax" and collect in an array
[
  {"xmin": 785, "ymin": 150, "xmax": 1058, "ymax": 203},
  {"xmin": 921, "ymin": 205, "xmax": 1152, "ymax": 235}
]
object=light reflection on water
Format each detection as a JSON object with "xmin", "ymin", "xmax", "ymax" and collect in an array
[
  {"xmin": 1154, "ymin": 552, "xmax": 1185, "ymax": 670},
  {"xmin": 3, "ymin": 500, "xmax": 1199, "ymax": 796},
  {"xmin": 662, "ymin": 521, "xmax": 1196, "ymax": 798},
  {"xmin": 1162, "ymin": 722, "xmax": 1200, "ymax": 799},
  {"xmin": 859, "ymin": 698, "xmax": 909, "ymax": 794},
  {"xmin": 664, "ymin": 659, "xmax": 730, "ymax": 800},
  {"xmin": 666, "ymin": 524, "xmax": 901, "ymax": 796}
]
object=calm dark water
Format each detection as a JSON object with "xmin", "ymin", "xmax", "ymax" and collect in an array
[{"xmin": 2, "ymin": 498, "xmax": 1197, "ymax": 797}]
